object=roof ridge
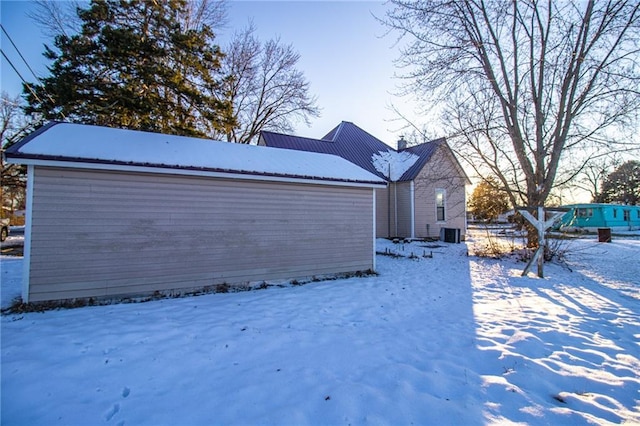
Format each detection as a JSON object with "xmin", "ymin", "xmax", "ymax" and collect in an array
[
  {"xmin": 320, "ymin": 122, "xmax": 343, "ymax": 141},
  {"xmin": 403, "ymin": 137, "xmax": 446, "ymax": 150},
  {"xmin": 261, "ymin": 130, "xmax": 334, "ymax": 144},
  {"xmin": 332, "ymin": 121, "xmax": 347, "ymax": 141},
  {"xmin": 336, "ymin": 121, "xmax": 390, "ymax": 148}
]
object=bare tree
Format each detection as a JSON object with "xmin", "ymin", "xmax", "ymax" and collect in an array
[
  {"xmin": 384, "ymin": 0, "xmax": 640, "ymax": 242},
  {"xmin": 28, "ymin": 0, "xmax": 83, "ymax": 38},
  {"xmin": 1, "ymin": 93, "xmax": 32, "ymax": 217},
  {"xmin": 183, "ymin": 0, "xmax": 228, "ymax": 31},
  {"xmin": 0, "ymin": 93, "xmax": 21, "ymax": 144},
  {"xmin": 29, "ymin": 0, "xmax": 228, "ymax": 38},
  {"xmin": 573, "ymin": 156, "xmax": 617, "ymax": 202},
  {"xmin": 218, "ymin": 23, "xmax": 320, "ymax": 144}
]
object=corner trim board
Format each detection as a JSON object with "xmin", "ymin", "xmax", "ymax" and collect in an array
[{"xmin": 22, "ymin": 165, "xmax": 34, "ymax": 303}]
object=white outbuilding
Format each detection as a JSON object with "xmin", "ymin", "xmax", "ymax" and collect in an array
[{"xmin": 5, "ymin": 122, "xmax": 386, "ymax": 303}]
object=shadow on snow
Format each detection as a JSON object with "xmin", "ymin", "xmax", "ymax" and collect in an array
[{"xmin": 1, "ymin": 238, "xmax": 638, "ymax": 424}]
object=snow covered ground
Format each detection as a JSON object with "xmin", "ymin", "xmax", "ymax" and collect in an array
[{"xmin": 1, "ymin": 231, "xmax": 639, "ymax": 425}]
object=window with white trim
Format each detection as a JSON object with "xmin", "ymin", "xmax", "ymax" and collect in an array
[{"xmin": 436, "ymin": 189, "xmax": 446, "ymax": 222}]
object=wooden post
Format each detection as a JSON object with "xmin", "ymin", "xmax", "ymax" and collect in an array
[{"xmin": 518, "ymin": 206, "xmax": 567, "ymax": 278}]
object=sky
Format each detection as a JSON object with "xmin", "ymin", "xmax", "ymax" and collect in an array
[
  {"xmin": 1, "ymin": 1, "xmax": 622, "ymax": 205},
  {"xmin": 0, "ymin": 0, "xmax": 418, "ymax": 147}
]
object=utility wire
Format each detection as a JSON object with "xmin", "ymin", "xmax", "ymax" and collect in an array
[
  {"xmin": 0, "ymin": 49, "xmax": 44, "ymax": 104},
  {"xmin": 1, "ymin": 23, "xmax": 40, "ymax": 82},
  {"xmin": 0, "ymin": 25, "xmax": 66, "ymax": 120}
]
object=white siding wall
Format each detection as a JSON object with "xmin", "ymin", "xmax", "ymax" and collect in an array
[{"xmin": 27, "ymin": 167, "xmax": 374, "ymax": 302}]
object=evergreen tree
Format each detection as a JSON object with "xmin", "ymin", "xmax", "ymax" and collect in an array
[
  {"xmin": 596, "ymin": 160, "xmax": 640, "ymax": 205},
  {"xmin": 468, "ymin": 176, "xmax": 510, "ymax": 222},
  {"xmin": 24, "ymin": 0, "xmax": 234, "ymax": 138}
]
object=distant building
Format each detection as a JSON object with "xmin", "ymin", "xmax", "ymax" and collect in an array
[
  {"xmin": 558, "ymin": 203, "xmax": 640, "ymax": 231},
  {"xmin": 496, "ymin": 209, "xmax": 516, "ymax": 224}
]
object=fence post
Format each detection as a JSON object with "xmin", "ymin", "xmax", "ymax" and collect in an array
[{"xmin": 518, "ymin": 206, "xmax": 567, "ymax": 278}]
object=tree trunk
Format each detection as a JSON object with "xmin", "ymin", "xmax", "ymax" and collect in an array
[{"xmin": 525, "ymin": 222, "xmax": 539, "ymax": 248}]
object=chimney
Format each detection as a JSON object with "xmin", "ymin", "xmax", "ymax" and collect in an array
[{"xmin": 397, "ymin": 136, "xmax": 407, "ymax": 151}]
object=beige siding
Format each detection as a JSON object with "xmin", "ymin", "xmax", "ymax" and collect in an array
[
  {"xmin": 27, "ymin": 167, "xmax": 374, "ymax": 302},
  {"xmin": 376, "ymin": 147, "xmax": 467, "ymax": 240},
  {"xmin": 413, "ymin": 145, "xmax": 467, "ymax": 240},
  {"xmin": 395, "ymin": 182, "xmax": 413, "ymax": 238},
  {"xmin": 376, "ymin": 184, "xmax": 408, "ymax": 238},
  {"xmin": 375, "ymin": 187, "xmax": 390, "ymax": 238}
]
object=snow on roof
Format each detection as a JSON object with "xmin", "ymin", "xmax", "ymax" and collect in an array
[
  {"xmin": 371, "ymin": 150, "xmax": 420, "ymax": 181},
  {"xmin": 6, "ymin": 122, "xmax": 386, "ymax": 186},
  {"xmin": 262, "ymin": 122, "xmax": 451, "ymax": 182}
]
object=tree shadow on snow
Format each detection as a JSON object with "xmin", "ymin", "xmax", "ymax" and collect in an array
[{"xmin": 470, "ymin": 257, "xmax": 640, "ymax": 424}]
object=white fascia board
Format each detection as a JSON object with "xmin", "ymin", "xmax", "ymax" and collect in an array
[
  {"xmin": 22, "ymin": 165, "xmax": 34, "ymax": 303},
  {"xmin": 372, "ymin": 187, "xmax": 376, "ymax": 272},
  {"xmin": 7, "ymin": 158, "xmax": 388, "ymax": 190},
  {"xmin": 410, "ymin": 181, "xmax": 415, "ymax": 239}
]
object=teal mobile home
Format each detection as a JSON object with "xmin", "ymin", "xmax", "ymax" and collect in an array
[{"xmin": 559, "ymin": 203, "xmax": 640, "ymax": 231}]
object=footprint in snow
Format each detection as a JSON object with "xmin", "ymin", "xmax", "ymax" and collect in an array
[
  {"xmin": 105, "ymin": 388, "xmax": 130, "ymax": 422},
  {"xmin": 105, "ymin": 403, "xmax": 119, "ymax": 421}
]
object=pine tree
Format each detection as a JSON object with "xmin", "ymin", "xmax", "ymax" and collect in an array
[
  {"xmin": 596, "ymin": 161, "xmax": 640, "ymax": 205},
  {"xmin": 24, "ymin": 0, "xmax": 234, "ymax": 138},
  {"xmin": 468, "ymin": 176, "xmax": 510, "ymax": 222}
]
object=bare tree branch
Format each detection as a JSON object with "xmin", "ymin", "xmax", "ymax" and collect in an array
[
  {"xmin": 217, "ymin": 23, "xmax": 320, "ymax": 144},
  {"xmin": 1, "ymin": 92, "xmax": 32, "ymax": 215},
  {"xmin": 384, "ymin": 0, "xmax": 640, "ymax": 223}
]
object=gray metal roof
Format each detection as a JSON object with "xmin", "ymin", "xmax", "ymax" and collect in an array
[
  {"xmin": 399, "ymin": 139, "xmax": 444, "ymax": 181},
  {"xmin": 261, "ymin": 121, "xmax": 446, "ymax": 182}
]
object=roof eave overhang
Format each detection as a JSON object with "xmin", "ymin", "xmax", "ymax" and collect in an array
[{"xmin": 5, "ymin": 154, "xmax": 387, "ymax": 189}]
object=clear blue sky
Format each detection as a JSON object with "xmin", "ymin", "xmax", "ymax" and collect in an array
[{"xmin": 1, "ymin": 1, "xmax": 419, "ymax": 147}]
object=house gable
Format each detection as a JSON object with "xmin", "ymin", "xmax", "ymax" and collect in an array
[
  {"xmin": 411, "ymin": 144, "xmax": 469, "ymax": 239},
  {"xmin": 260, "ymin": 121, "xmax": 453, "ymax": 183},
  {"xmin": 398, "ymin": 140, "xmax": 443, "ymax": 181}
]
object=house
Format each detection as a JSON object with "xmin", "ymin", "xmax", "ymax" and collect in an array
[
  {"xmin": 259, "ymin": 121, "xmax": 470, "ymax": 240},
  {"xmin": 558, "ymin": 203, "xmax": 640, "ymax": 231},
  {"xmin": 4, "ymin": 122, "xmax": 386, "ymax": 303}
]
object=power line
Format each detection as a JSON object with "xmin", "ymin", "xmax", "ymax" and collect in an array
[
  {"xmin": 0, "ymin": 49, "xmax": 43, "ymax": 104},
  {"xmin": 1, "ymin": 23, "xmax": 40, "ymax": 82},
  {"xmin": 0, "ymin": 25, "xmax": 66, "ymax": 120}
]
